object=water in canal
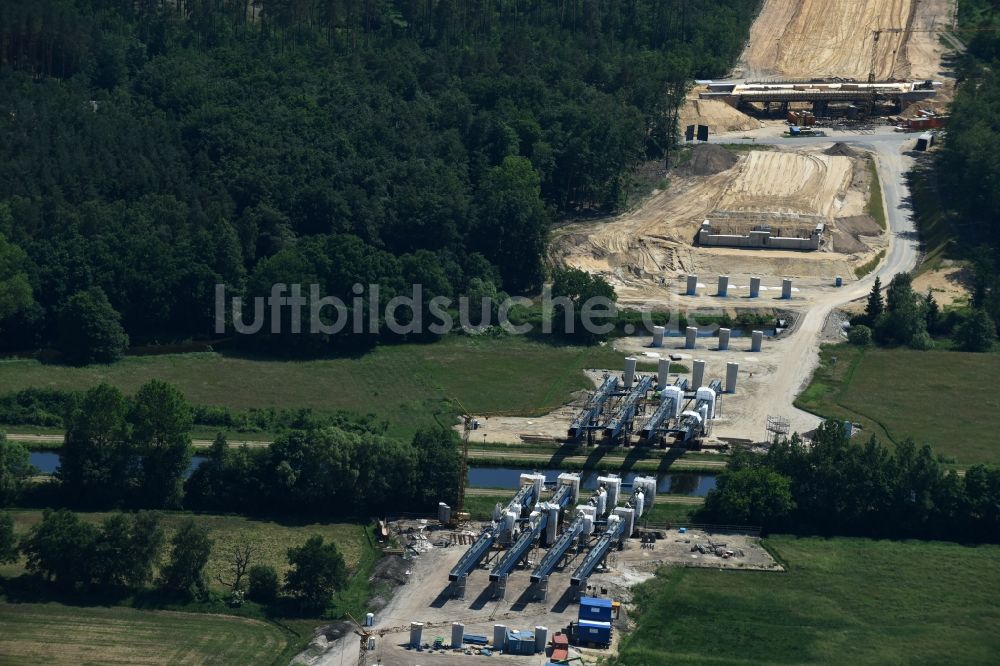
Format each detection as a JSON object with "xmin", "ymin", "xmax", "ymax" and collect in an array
[
  {"xmin": 30, "ymin": 451, "xmax": 207, "ymax": 476},
  {"xmin": 467, "ymin": 466, "xmax": 716, "ymax": 496}
]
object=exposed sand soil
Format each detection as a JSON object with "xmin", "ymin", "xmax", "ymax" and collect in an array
[
  {"xmin": 738, "ymin": 0, "xmax": 956, "ymax": 81},
  {"xmin": 912, "ymin": 264, "xmax": 971, "ymax": 307},
  {"xmin": 679, "ymin": 97, "xmax": 760, "ymax": 134},
  {"xmin": 550, "ymin": 145, "xmax": 884, "ymax": 306},
  {"xmin": 716, "ymin": 151, "xmax": 853, "ymax": 218}
]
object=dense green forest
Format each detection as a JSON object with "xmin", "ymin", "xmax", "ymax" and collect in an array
[
  {"xmin": 0, "ymin": 0, "xmax": 757, "ymax": 356},
  {"xmin": 934, "ymin": 1, "xmax": 1000, "ymax": 333}
]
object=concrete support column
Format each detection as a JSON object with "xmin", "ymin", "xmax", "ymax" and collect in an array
[
  {"xmin": 686, "ymin": 274, "xmax": 698, "ymax": 296},
  {"xmin": 453, "ymin": 574, "xmax": 467, "ymax": 599},
  {"xmin": 749, "ymin": 277, "xmax": 761, "ymax": 298},
  {"xmin": 751, "ymin": 330, "xmax": 763, "ymax": 352},
  {"xmin": 781, "ymin": 278, "xmax": 793, "ymax": 300},
  {"xmin": 685, "ymin": 327, "xmax": 698, "ymax": 349},
  {"xmin": 692, "ymin": 359, "xmax": 706, "ymax": 390},
  {"xmin": 726, "ymin": 362, "xmax": 739, "ymax": 393},
  {"xmin": 652, "ymin": 326, "xmax": 665, "ymax": 347},
  {"xmin": 718, "ymin": 328, "xmax": 731, "ymax": 351},
  {"xmin": 717, "ymin": 275, "xmax": 729, "ymax": 297},
  {"xmin": 657, "ymin": 358, "xmax": 669, "ymax": 390}
]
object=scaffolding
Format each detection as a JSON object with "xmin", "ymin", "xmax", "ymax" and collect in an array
[{"xmin": 765, "ymin": 415, "xmax": 790, "ymax": 443}]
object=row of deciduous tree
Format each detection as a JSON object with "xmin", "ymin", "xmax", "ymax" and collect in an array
[
  {"xmin": 0, "ymin": 381, "xmax": 460, "ymax": 516},
  {"xmin": 0, "ymin": 509, "xmax": 348, "ymax": 609},
  {"xmin": 701, "ymin": 421, "xmax": 1000, "ymax": 543}
]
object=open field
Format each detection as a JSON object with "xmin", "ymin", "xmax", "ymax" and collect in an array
[
  {"xmin": 614, "ymin": 535, "xmax": 1000, "ymax": 665},
  {"xmin": 0, "ymin": 603, "xmax": 292, "ymax": 665},
  {"xmin": 797, "ymin": 344, "xmax": 1000, "ymax": 465},
  {"xmin": 0, "ymin": 511, "xmax": 367, "ymax": 593},
  {"xmin": 739, "ymin": 0, "xmax": 955, "ymax": 80},
  {"xmin": 0, "ymin": 337, "xmax": 626, "ymax": 439}
]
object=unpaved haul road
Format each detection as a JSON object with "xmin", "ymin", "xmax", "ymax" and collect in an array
[{"xmin": 709, "ymin": 127, "xmax": 922, "ymax": 437}]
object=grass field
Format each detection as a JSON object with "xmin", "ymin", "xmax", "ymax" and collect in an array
[
  {"xmin": 796, "ymin": 344, "xmax": 1000, "ymax": 465},
  {"xmin": 0, "ymin": 336, "xmax": 627, "ymax": 439},
  {"xmin": 0, "ymin": 511, "xmax": 367, "ymax": 594},
  {"xmin": 614, "ymin": 536, "xmax": 1000, "ymax": 665},
  {"xmin": 0, "ymin": 602, "xmax": 292, "ymax": 665}
]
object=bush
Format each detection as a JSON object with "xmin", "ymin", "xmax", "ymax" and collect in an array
[
  {"xmin": 247, "ymin": 564, "xmax": 279, "ymax": 603},
  {"xmin": 954, "ymin": 308, "xmax": 996, "ymax": 352},
  {"xmin": 910, "ymin": 330, "xmax": 934, "ymax": 350},
  {"xmin": 847, "ymin": 324, "xmax": 873, "ymax": 347},
  {"xmin": 56, "ymin": 287, "xmax": 129, "ymax": 365}
]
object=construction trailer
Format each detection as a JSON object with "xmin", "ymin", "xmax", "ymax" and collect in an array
[
  {"xmin": 575, "ymin": 619, "xmax": 613, "ymax": 647},
  {"xmin": 579, "ymin": 597, "xmax": 613, "ymax": 622}
]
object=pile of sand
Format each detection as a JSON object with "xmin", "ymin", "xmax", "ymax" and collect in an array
[
  {"xmin": 682, "ymin": 144, "xmax": 738, "ymax": 176},
  {"xmin": 832, "ymin": 215, "xmax": 882, "ymax": 255},
  {"xmin": 679, "ymin": 98, "xmax": 759, "ymax": 135},
  {"xmin": 837, "ymin": 215, "xmax": 882, "ymax": 236},
  {"xmin": 825, "ymin": 142, "xmax": 860, "ymax": 158},
  {"xmin": 833, "ymin": 230, "xmax": 868, "ymax": 254}
]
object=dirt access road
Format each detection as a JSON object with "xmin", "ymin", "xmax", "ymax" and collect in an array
[{"xmin": 705, "ymin": 126, "xmax": 921, "ymax": 439}]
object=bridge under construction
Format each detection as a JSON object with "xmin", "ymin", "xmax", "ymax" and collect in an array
[{"xmin": 700, "ymin": 79, "xmax": 940, "ymax": 116}]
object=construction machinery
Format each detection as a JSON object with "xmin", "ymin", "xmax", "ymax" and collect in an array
[
  {"xmin": 448, "ymin": 474, "xmax": 545, "ymax": 582},
  {"xmin": 570, "ymin": 514, "xmax": 625, "ymax": 587},
  {"xmin": 567, "ymin": 374, "xmax": 619, "ymax": 440}
]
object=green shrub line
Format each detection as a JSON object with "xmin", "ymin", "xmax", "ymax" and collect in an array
[
  {"xmin": 866, "ymin": 157, "xmax": 888, "ymax": 231},
  {"xmin": 855, "ymin": 250, "xmax": 886, "ymax": 279}
]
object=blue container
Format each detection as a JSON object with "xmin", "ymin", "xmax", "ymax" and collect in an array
[
  {"xmin": 835, "ymin": 276, "xmax": 843, "ymax": 287},
  {"xmin": 579, "ymin": 597, "xmax": 614, "ymax": 623},
  {"xmin": 577, "ymin": 620, "xmax": 612, "ymax": 646}
]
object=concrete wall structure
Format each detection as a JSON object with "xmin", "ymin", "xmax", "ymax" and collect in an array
[{"xmin": 699, "ymin": 220, "xmax": 822, "ymax": 251}]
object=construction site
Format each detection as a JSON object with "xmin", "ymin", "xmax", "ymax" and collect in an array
[
  {"xmin": 302, "ymin": 2, "xmax": 960, "ymax": 664},
  {"xmin": 304, "ymin": 474, "xmax": 777, "ymax": 666}
]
